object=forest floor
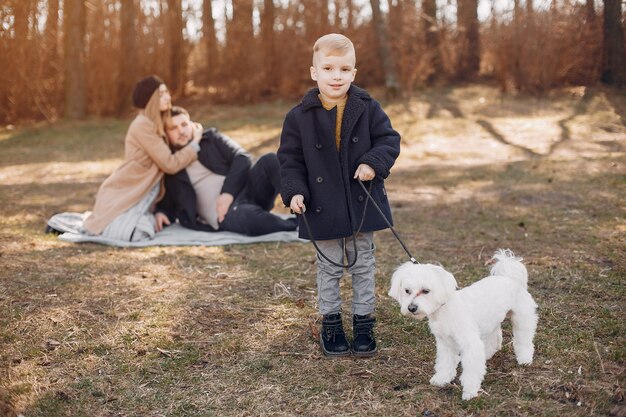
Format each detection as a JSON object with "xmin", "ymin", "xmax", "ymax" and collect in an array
[{"xmin": 0, "ymin": 84, "xmax": 624, "ymax": 416}]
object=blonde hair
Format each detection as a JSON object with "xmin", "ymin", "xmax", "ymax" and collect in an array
[
  {"xmin": 143, "ymin": 89, "xmax": 169, "ymax": 138},
  {"xmin": 312, "ymin": 33, "xmax": 356, "ymax": 66}
]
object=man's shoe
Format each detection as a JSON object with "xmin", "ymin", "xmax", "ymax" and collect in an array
[
  {"xmin": 352, "ymin": 314, "xmax": 377, "ymax": 357},
  {"xmin": 320, "ymin": 313, "xmax": 351, "ymax": 357}
]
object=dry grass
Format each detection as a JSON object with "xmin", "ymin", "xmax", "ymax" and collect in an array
[{"xmin": 0, "ymin": 85, "xmax": 624, "ymax": 417}]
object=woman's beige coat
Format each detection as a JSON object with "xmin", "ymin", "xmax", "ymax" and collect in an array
[{"xmin": 83, "ymin": 114, "xmax": 197, "ymax": 234}]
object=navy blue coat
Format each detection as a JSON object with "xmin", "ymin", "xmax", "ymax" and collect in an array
[
  {"xmin": 277, "ymin": 85, "xmax": 401, "ymax": 240},
  {"xmin": 156, "ymin": 128, "xmax": 251, "ymax": 232}
]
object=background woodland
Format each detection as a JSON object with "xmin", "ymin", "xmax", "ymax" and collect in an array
[{"xmin": 0, "ymin": 0, "xmax": 624, "ymax": 124}]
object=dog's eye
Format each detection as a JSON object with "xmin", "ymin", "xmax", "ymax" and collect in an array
[
  {"xmin": 422, "ymin": 289, "xmax": 430, "ymax": 294},
  {"xmin": 404, "ymin": 288, "xmax": 410, "ymax": 294}
]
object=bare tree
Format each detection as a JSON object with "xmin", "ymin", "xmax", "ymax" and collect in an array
[
  {"xmin": 370, "ymin": 0, "xmax": 399, "ymax": 96},
  {"xmin": 45, "ymin": 0, "xmax": 60, "ymax": 75},
  {"xmin": 423, "ymin": 0, "xmax": 443, "ymax": 82},
  {"xmin": 302, "ymin": 0, "xmax": 330, "ymax": 41},
  {"xmin": 118, "ymin": 0, "xmax": 137, "ymax": 112},
  {"xmin": 261, "ymin": 0, "xmax": 277, "ymax": 94},
  {"xmin": 223, "ymin": 0, "xmax": 255, "ymax": 97},
  {"xmin": 203, "ymin": 0, "xmax": 218, "ymax": 85},
  {"xmin": 601, "ymin": 0, "xmax": 625, "ymax": 86},
  {"xmin": 167, "ymin": 0, "xmax": 185, "ymax": 96},
  {"xmin": 346, "ymin": 0, "xmax": 354, "ymax": 31},
  {"xmin": 10, "ymin": 0, "xmax": 39, "ymax": 119},
  {"xmin": 64, "ymin": 0, "xmax": 87, "ymax": 119},
  {"xmin": 586, "ymin": 0, "xmax": 596, "ymax": 21},
  {"xmin": 456, "ymin": 0, "xmax": 480, "ymax": 80}
]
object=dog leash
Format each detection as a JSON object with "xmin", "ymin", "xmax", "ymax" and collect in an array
[
  {"xmin": 356, "ymin": 180, "xmax": 418, "ymax": 264},
  {"xmin": 299, "ymin": 179, "xmax": 418, "ymax": 268},
  {"xmin": 299, "ymin": 182, "xmax": 371, "ymax": 269}
]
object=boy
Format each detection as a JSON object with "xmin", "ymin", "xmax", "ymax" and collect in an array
[{"xmin": 277, "ymin": 33, "xmax": 400, "ymax": 357}]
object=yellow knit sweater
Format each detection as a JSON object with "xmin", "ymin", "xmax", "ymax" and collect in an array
[{"xmin": 319, "ymin": 94, "xmax": 348, "ymax": 151}]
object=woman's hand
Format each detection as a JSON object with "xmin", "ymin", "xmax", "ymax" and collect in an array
[{"xmin": 191, "ymin": 122, "xmax": 203, "ymax": 143}]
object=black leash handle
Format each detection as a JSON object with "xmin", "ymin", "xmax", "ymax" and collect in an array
[
  {"xmin": 356, "ymin": 180, "xmax": 418, "ymax": 264},
  {"xmin": 300, "ymin": 211, "xmax": 359, "ymax": 269}
]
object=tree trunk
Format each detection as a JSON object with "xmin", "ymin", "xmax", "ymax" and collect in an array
[
  {"xmin": 45, "ymin": 0, "xmax": 60, "ymax": 75},
  {"xmin": 422, "ymin": 0, "xmax": 443, "ymax": 82},
  {"xmin": 347, "ymin": 0, "xmax": 354, "ymax": 31},
  {"xmin": 302, "ymin": 0, "xmax": 329, "ymax": 41},
  {"xmin": 370, "ymin": 0, "xmax": 399, "ymax": 96},
  {"xmin": 456, "ymin": 0, "xmax": 480, "ymax": 80},
  {"xmin": 526, "ymin": 0, "xmax": 534, "ymax": 14},
  {"xmin": 261, "ymin": 0, "xmax": 276, "ymax": 94},
  {"xmin": 586, "ymin": 0, "xmax": 596, "ymax": 22},
  {"xmin": 118, "ymin": 0, "xmax": 137, "ymax": 113},
  {"xmin": 601, "ymin": 0, "xmax": 625, "ymax": 86},
  {"xmin": 11, "ymin": 0, "xmax": 31, "ymax": 119},
  {"xmin": 63, "ymin": 0, "xmax": 87, "ymax": 119},
  {"xmin": 226, "ymin": 0, "xmax": 254, "ymax": 97},
  {"xmin": 512, "ymin": 0, "xmax": 522, "ymax": 89},
  {"xmin": 203, "ymin": 0, "xmax": 218, "ymax": 85},
  {"xmin": 167, "ymin": 0, "xmax": 185, "ymax": 96}
]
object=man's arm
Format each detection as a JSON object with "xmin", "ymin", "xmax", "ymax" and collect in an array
[{"xmin": 209, "ymin": 129, "xmax": 252, "ymax": 198}]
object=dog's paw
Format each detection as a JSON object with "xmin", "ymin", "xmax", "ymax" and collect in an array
[
  {"xmin": 429, "ymin": 373, "xmax": 453, "ymax": 387},
  {"xmin": 516, "ymin": 350, "xmax": 534, "ymax": 365},
  {"xmin": 461, "ymin": 390, "xmax": 479, "ymax": 400}
]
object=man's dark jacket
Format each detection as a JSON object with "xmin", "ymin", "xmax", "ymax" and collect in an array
[
  {"xmin": 156, "ymin": 128, "xmax": 251, "ymax": 231},
  {"xmin": 277, "ymin": 84, "xmax": 401, "ymax": 240}
]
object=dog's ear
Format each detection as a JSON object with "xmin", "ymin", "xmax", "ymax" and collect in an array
[
  {"xmin": 388, "ymin": 264, "xmax": 407, "ymax": 301},
  {"xmin": 433, "ymin": 266, "xmax": 458, "ymax": 301}
]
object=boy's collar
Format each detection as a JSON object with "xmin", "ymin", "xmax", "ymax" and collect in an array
[{"xmin": 301, "ymin": 85, "xmax": 371, "ymax": 110}]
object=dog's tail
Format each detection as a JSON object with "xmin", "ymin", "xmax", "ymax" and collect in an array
[{"xmin": 489, "ymin": 249, "xmax": 528, "ymax": 289}]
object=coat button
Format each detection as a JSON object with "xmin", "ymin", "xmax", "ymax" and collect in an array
[
  {"xmin": 357, "ymin": 195, "xmax": 364, "ymax": 202},
  {"xmin": 316, "ymin": 176, "xmax": 323, "ymax": 183},
  {"xmin": 351, "ymin": 136, "xmax": 359, "ymax": 143},
  {"xmin": 315, "ymin": 143, "xmax": 322, "ymax": 150},
  {"xmin": 315, "ymin": 206, "xmax": 322, "ymax": 213}
]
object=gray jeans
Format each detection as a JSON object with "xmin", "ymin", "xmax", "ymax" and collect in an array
[{"xmin": 316, "ymin": 232, "xmax": 376, "ymax": 316}]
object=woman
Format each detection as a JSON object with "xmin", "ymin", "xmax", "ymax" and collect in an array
[{"xmin": 82, "ymin": 75, "xmax": 201, "ymax": 241}]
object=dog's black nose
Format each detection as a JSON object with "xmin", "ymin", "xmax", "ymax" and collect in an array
[{"xmin": 408, "ymin": 304, "xmax": 418, "ymax": 313}]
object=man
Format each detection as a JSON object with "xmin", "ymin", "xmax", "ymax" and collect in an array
[{"xmin": 155, "ymin": 106, "xmax": 298, "ymax": 236}]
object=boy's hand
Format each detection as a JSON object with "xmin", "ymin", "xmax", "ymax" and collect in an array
[
  {"xmin": 354, "ymin": 164, "xmax": 375, "ymax": 181},
  {"xmin": 290, "ymin": 194, "xmax": 306, "ymax": 214},
  {"xmin": 155, "ymin": 212, "xmax": 170, "ymax": 232}
]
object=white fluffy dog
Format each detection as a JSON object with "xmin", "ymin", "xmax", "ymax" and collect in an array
[{"xmin": 388, "ymin": 249, "xmax": 538, "ymax": 400}]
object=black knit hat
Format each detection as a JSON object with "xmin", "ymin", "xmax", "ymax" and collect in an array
[{"xmin": 132, "ymin": 75, "xmax": 165, "ymax": 108}]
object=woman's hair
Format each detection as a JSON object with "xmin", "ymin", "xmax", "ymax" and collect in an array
[{"xmin": 143, "ymin": 89, "xmax": 169, "ymax": 138}]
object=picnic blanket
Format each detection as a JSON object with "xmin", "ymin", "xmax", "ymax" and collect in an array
[{"xmin": 47, "ymin": 212, "xmax": 304, "ymax": 247}]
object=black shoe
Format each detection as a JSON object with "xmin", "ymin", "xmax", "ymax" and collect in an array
[
  {"xmin": 45, "ymin": 224, "xmax": 62, "ymax": 235},
  {"xmin": 352, "ymin": 314, "xmax": 377, "ymax": 357},
  {"xmin": 320, "ymin": 313, "xmax": 351, "ymax": 357}
]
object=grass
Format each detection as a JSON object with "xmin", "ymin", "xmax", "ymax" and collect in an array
[{"xmin": 0, "ymin": 84, "xmax": 624, "ymax": 416}]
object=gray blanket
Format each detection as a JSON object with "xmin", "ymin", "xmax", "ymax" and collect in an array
[{"xmin": 47, "ymin": 212, "xmax": 304, "ymax": 247}]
